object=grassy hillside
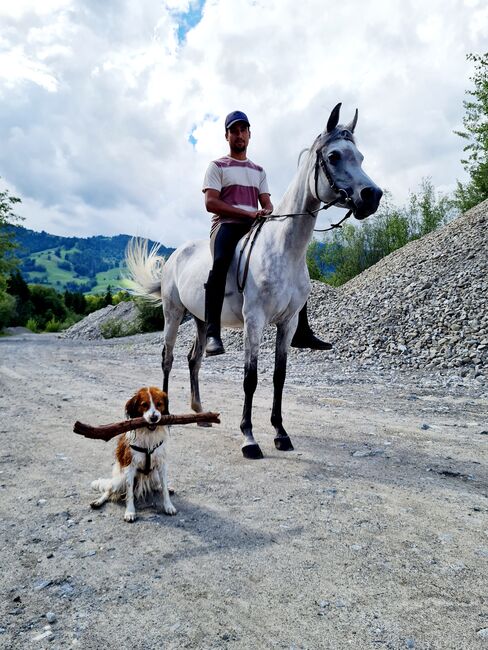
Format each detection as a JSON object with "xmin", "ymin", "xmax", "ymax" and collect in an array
[{"xmin": 9, "ymin": 226, "xmax": 174, "ymax": 294}]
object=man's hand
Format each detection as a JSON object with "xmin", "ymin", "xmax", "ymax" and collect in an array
[{"xmin": 255, "ymin": 207, "xmax": 273, "ymax": 218}]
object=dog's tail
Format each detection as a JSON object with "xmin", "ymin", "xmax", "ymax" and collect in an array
[{"xmin": 124, "ymin": 237, "xmax": 165, "ymax": 304}]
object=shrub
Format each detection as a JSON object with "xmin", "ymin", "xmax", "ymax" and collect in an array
[
  {"xmin": 100, "ymin": 319, "xmax": 139, "ymax": 339},
  {"xmin": 135, "ymin": 298, "xmax": 165, "ymax": 332},
  {"xmin": 26, "ymin": 317, "xmax": 39, "ymax": 333},
  {"xmin": 45, "ymin": 317, "xmax": 62, "ymax": 332}
]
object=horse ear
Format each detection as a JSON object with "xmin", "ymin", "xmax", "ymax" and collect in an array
[
  {"xmin": 326, "ymin": 103, "xmax": 342, "ymax": 132},
  {"xmin": 346, "ymin": 109, "xmax": 358, "ymax": 133}
]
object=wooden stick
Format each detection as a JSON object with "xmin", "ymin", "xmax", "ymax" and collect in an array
[{"xmin": 73, "ymin": 411, "xmax": 221, "ymax": 442}]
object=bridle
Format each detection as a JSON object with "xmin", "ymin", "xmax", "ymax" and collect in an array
[{"xmin": 236, "ymin": 139, "xmax": 356, "ymax": 293}]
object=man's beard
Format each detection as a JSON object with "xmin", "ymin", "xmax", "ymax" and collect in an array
[{"xmin": 231, "ymin": 144, "xmax": 246, "ymax": 154}]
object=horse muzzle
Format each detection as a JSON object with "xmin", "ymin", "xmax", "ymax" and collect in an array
[{"xmin": 352, "ymin": 185, "xmax": 383, "ymax": 220}]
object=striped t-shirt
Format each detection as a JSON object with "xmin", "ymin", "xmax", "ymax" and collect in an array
[{"xmin": 202, "ymin": 156, "xmax": 270, "ymax": 235}]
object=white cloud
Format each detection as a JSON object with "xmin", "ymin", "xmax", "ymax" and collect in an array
[{"xmin": 0, "ymin": 0, "xmax": 485, "ymax": 246}]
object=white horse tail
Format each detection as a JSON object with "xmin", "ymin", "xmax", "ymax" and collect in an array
[{"xmin": 125, "ymin": 237, "xmax": 165, "ymax": 303}]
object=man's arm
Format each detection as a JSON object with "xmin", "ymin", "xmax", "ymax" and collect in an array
[
  {"xmin": 258, "ymin": 193, "xmax": 273, "ymax": 216},
  {"xmin": 204, "ymin": 189, "xmax": 259, "ymax": 219}
]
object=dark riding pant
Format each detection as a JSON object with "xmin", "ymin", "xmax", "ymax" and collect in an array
[{"xmin": 205, "ymin": 221, "xmax": 252, "ymax": 337}]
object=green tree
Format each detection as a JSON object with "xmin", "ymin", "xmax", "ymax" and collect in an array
[
  {"xmin": 454, "ymin": 52, "xmax": 488, "ymax": 212},
  {"xmin": 29, "ymin": 285, "xmax": 67, "ymax": 329},
  {"xmin": 0, "ymin": 184, "xmax": 22, "ymax": 281},
  {"xmin": 103, "ymin": 285, "xmax": 113, "ymax": 307},
  {"xmin": 7, "ymin": 270, "xmax": 33, "ymax": 325},
  {"xmin": 0, "ymin": 183, "xmax": 23, "ymax": 329}
]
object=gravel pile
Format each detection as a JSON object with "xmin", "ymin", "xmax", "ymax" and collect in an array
[
  {"xmin": 308, "ymin": 199, "xmax": 487, "ymax": 377},
  {"xmin": 64, "ymin": 301, "xmax": 140, "ymax": 340},
  {"xmin": 65, "ymin": 200, "xmax": 487, "ymax": 377}
]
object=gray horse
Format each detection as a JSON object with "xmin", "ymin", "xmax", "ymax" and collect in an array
[{"xmin": 126, "ymin": 103, "xmax": 382, "ymax": 459}]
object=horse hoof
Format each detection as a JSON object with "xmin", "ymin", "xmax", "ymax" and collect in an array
[
  {"xmin": 241, "ymin": 443, "xmax": 264, "ymax": 459},
  {"xmin": 274, "ymin": 435, "xmax": 294, "ymax": 451}
]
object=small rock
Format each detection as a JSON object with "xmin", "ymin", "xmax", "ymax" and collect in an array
[
  {"xmin": 477, "ymin": 628, "xmax": 488, "ymax": 639},
  {"xmin": 32, "ymin": 629, "xmax": 54, "ymax": 642},
  {"xmin": 46, "ymin": 612, "xmax": 56, "ymax": 624},
  {"xmin": 420, "ymin": 423, "xmax": 430, "ymax": 430},
  {"xmin": 34, "ymin": 580, "xmax": 52, "ymax": 591},
  {"xmin": 406, "ymin": 639, "xmax": 415, "ymax": 649},
  {"xmin": 316, "ymin": 600, "xmax": 330, "ymax": 609}
]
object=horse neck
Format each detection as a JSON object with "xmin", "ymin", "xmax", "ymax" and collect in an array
[{"xmin": 271, "ymin": 155, "xmax": 321, "ymax": 258}]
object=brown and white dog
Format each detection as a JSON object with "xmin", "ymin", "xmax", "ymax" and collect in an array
[{"xmin": 90, "ymin": 387, "xmax": 176, "ymax": 522}]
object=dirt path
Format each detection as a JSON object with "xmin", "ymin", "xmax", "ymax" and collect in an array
[{"xmin": 0, "ymin": 332, "xmax": 487, "ymax": 649}]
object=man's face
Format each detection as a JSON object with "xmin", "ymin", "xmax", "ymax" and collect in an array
[{"xmin": 226, "ymin": 122, "xmax": 250, "ymax": 154}]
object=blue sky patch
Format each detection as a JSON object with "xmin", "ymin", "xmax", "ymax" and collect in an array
[
  {"xmin": 188, "ymin": 114, "xmax": 218, "ymax": 147},
  {"xmin": 173, "ymin": 0, "xmax": 205, "ymax": 44}
]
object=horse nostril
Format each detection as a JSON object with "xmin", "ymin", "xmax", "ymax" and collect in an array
[{"xmin": 361, "ymin": 186, "xmax": 382, "ymax": 204}]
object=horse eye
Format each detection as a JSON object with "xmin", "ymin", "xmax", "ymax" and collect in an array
[{"xmin": 328, "ymin": 151, "xmax": 341, "ymax": 165}]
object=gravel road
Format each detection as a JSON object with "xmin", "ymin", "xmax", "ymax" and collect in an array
[{"xmin": 0, "ymin": 331, "xmax": 487, "ymax": 649}]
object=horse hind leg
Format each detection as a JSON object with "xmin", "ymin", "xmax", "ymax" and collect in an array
[
  {"xmin": 161, "ymin": 302, "xmax": 186, "ymax": 408},
  {"xmin": 271, "ymin": 321, "xmax": 295, "ymax": 452},
  {"xmin": 187, "ymin": 317, "xmax": 211, "ymax": 427}
]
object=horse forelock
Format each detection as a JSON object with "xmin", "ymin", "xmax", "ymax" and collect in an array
[{"xmin": 315, "ymin": 127, "xmax": 356, "ymax": 151}]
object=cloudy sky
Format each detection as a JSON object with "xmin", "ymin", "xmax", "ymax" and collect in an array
[{"xmin": 0, "ymin": 0, "xmax": 486, "ymax": 246}]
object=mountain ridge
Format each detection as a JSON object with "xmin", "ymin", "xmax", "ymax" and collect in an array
[{"xmin": 9, "ymin": 225, "xmax": 175, "ymax": 294}]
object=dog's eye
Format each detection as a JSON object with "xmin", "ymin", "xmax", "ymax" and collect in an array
[{"xmin": 140, "ymin": 402, "xmax": 149, "ymax": 409}]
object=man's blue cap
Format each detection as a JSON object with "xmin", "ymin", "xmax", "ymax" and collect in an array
[{"xmin": 225, "ymin": 110, "xmax": 250, "ymax": 130}]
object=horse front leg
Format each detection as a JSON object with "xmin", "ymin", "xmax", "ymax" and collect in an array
[
  {"xmin": 240, "ymin": 317, "xmax": 264, "ymax": 459},
  {"xmin": 271, "ymin": 319, "xmax": 297, "ymax": 452}
]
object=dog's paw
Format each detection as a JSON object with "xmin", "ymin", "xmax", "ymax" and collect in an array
[
  {"xmin": 163, "ymin": 502, "xmax": 177, "ymax": 516},
  {"xmin": 124, "ymin": 511, "xmax": 137, "ymax": 523},
  {"xmin": 90, "ymin": 499, "xmax": 102, "ymax": 509}
]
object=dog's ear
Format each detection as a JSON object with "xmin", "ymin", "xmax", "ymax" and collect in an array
[{"xmin": 125, "ymin": 393, "xmax": 140, "ymax": 419}]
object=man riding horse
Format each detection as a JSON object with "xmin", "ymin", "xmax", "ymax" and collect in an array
[{"xmin": 202, "ymin": 110, "xmax": 332, "ymax": 357}]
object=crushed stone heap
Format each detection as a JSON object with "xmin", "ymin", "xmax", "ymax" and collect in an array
[{"xmin": 306, "ymin": 199, "xmax": 487, "ymax": 377}]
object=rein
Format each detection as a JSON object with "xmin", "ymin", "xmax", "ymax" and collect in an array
[{"xmin": 236, "ymin": 148, "xmax": 354, "ymax": 293}]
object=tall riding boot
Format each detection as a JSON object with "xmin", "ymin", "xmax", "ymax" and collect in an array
[
  {"xmin": 291, "ymin": 302, "xmax": 333, "ymax": 350},
  {"xmin": 204, "ymin": 270, "xmax": 226, "ymax": 356}
]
